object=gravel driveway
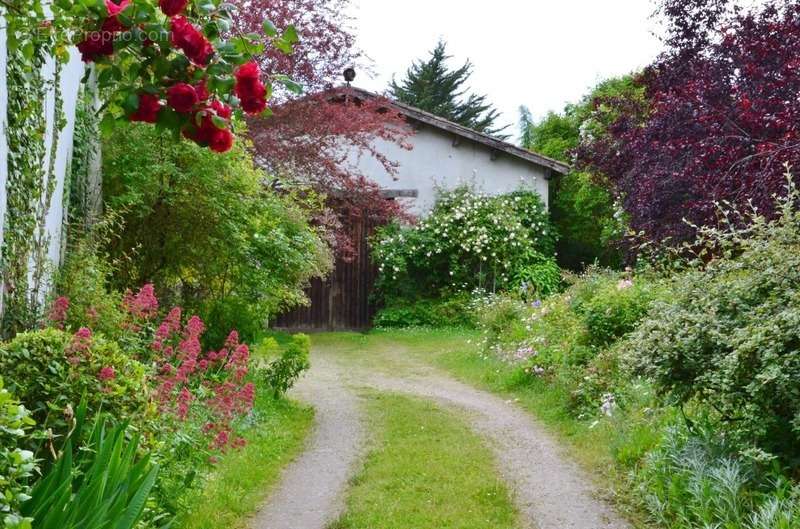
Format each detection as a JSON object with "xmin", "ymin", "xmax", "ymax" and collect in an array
[{"xmin": 252, "ymin": 342, "xmax": 630, "ymax": 529}]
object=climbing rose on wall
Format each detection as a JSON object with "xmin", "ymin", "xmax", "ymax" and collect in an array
[{"xmin": 71, "ymin": 0, "xmax": 301, "ymax": 153}]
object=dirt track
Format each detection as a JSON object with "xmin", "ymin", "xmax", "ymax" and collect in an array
[{"xmin": 252, "ymin": 341, "xmax": 630, "ymax": 529}]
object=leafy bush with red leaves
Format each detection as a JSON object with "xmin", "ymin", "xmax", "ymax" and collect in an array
[{"xmin": 578, "ymin": 0, "xmax": 800, "ymax": 247}]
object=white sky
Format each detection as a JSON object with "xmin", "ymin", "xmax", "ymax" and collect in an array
[{"xmin": 348, "ymin": 0, "xmax": 664, "ymax": 142}]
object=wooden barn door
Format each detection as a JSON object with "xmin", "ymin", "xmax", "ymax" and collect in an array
[{"xmin": 273, "ymin": 214, "xmax": 381, "ymax": 331}]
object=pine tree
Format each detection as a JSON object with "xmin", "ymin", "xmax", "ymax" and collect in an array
[{"xmin": 389, "ymin": 41, "xmax": 508, "ymax": 138}]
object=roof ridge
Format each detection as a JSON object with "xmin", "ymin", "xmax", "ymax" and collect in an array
[{"xmin": 343, "ymin": 86, "xmax": 570, "ymax": 175}]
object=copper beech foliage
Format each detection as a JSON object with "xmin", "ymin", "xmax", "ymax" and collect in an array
[{"xmin": 577, "ymin": 0, "xmax": 800, "ymax": 246}]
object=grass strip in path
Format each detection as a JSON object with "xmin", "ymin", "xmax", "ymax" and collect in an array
[
  {"xmin": 330, "ymin": 392, "xmax": 520, "ymax": 529},
  {"xmin": 355, "ymin": 328, "xmax": 661, "ymax": 527},
  {"xmin": 175, "ymin": 397, "xmax": 314, "ymax": 529}
]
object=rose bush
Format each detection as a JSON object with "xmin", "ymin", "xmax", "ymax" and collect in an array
[{"xmin": 65, "ymin": 0, "xmax": 302, "ymax": 153}]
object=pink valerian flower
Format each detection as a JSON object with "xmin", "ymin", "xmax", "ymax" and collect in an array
[
  {"xmin": 210, "ymin": 429, "xmax": 230, "ymax": 451},
  {"xmin": 68, "ymin": 327, "xmax": 93, "ymax": 354},
  {"xmin": 146, "ymin": 311, "xmax": 254, "ymax": 449},
  {"xmin": 98, "ymin": 366, "xmax": 116, "ymax": 382},
  {"xmin": 151, "ymin": 306, "xmax": 183, "ymax": 350},
  {"xmin": 184, "ymin": 315, "xmax": 205, "ymax": 338},
  {"xmin": 86, "ymin": 306, "xmax": 99, "ymax": 322},
  {"xmin": 228, "ymin": 343, "xmax": 249, "ymax": 368},
  {"xmin": 176, "ymin": 387, "xmax": 193, "ymax": 420},
  {"xmin": 48, "ymin": 296, "xmax": 70, "ymax": 328},
  {"xmin": 224, "ymin": 330, "xmax": 239, "ymax": 349},
  {"xmin": 123, "ymin": 283, "xmax": 159, "ymax": 319},
  {"xmin": 239, "ymin": 382, "xmax": 256, "ymax": 409},
  {"xmin": 179, "ymin": 336, "xmax": 202, "ymax": 359}
]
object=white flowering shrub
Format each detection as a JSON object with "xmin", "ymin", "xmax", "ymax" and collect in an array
[{"xmin": 372, "ymin": 188, "xmax": 559, "ymax": 301}]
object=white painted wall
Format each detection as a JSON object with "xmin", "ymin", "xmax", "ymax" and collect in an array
[
  {"xmin": 41, "ymin": 50, "xmax": 84, "ymax": 273},
  {"xmin": 344, "ymin": 123, "xmax": 550, "ymax": 215}
]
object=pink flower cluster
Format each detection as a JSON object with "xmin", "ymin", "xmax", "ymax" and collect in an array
[
  {"xmin": 66, "ymin": 327, "xmax": 93, "ymax": 365},
  {"xmin": 123, "ymin": 283, "xmax": 160, "ymax": 320},
  {"xmin": 48, "ymin": 296, "xmax": 70, "ymax": 329},
  {"xmin": 151, "ymin": 309, "xmax": 254, "ymax": 452}
]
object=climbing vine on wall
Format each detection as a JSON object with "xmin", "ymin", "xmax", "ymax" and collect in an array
[{"xmin": 1, "ymin": 3, "xmax": 62, "ymax": 337}]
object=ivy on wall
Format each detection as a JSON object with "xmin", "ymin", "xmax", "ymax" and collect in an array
[{"xmin": 1, "ymin": 5, "xmax": 65, "ymax": 338}]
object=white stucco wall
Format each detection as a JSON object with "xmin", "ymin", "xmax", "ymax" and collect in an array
[
  {"xmin": 344, "ymin": 123, "xmax": 550, "ymax": 216},
  {"xmin": 41, "ymin": 50, "xmax": 84, "ymax": 272}
]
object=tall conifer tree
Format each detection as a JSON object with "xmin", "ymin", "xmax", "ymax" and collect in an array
[{"xmin": 389, "ymin": 41, "xmax": 508, "ymax": 138}]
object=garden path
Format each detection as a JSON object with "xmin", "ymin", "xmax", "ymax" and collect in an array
[
  {"xmin": 252, "ymin": 338, "xmax": 630, "ymax": 529},
  {"xmin": 250, "ymin": 355, "xmax": 366, "ymax": 529}
]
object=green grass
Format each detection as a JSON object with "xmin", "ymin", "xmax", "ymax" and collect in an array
[
  {"xmin": 175, "ymin": 396, "xmax": 314, "ymax": 529},
  {"xmin": 330, "ymin": 392, "xmax": 520, "ymax": 529},
  {"xmin": 316, "ymin": 329, "xmax": 665, "ymax": 526}
]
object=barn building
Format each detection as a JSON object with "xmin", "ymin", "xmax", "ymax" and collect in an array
[{"xmin": 274, "ymin": 87, "xmax": 569, "ymax": 331}]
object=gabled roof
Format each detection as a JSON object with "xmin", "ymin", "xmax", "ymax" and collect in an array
[{"xmin": 343, "ymin": 86, "xmax": 571, "ymax": 176}]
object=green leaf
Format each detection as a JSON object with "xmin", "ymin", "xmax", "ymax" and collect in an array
[
  {"xmin": 282, "ymin": 25, "xmax": 299, "ymax": 44},
  {"xmin": 274, "ymin": 74, "xmax": 303, "ymax": 95},
  {"xmin": 211, "ymin": 115, "xmax": 227, "ymax": 129},
  {"xmin": 263, "ymin": 19, "xmax": 278, "ymax": 37}
]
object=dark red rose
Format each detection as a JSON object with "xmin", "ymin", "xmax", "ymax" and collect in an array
[
  {"xmin": 183, "ymin": 112, "xmax": 215, "ymax": 144},
  {"xmin": 240, "ymin": 96, "xmax": 267, "ymax": 115},
  {"xmin": 77, "ymin": 31, "xmax": 114, "ymax": 62},
  {"xmin": 234, "ymin": 61, "xmax": 260, "ymax": 85},
  {"xmin": 130, "ymin": 94, "xmax": 162, "ymax": 123},
  {"xmin": 183, "ymin": 108, "xmax": 233, "ymax": 152},
  {"xmin": 210, "ymin": 100, "xmax": 232, "ymax": 119},
  {"xmin": 167, "ymin": 83, "xmax": 198, "ymax": 113},
  {"xmin": 194, "ymin": 80, "xmax": 209, "ymax": 102},
  {"xmin": 234, "ymin": 62, "xmax": 268, "ymax": 115},
  {"xmin": 101, "ymin": 16, "xmax": 127, "ymax": 34},
  {"xmin": 159, "ymin": 0, "xmax": 189, "ymax": 16},
  {"xmin": 170, "ymin": 16, "xmax": 213, "ymax": 66},
  {"xmin": 209, "ymin": 128, "xmax": 234, "ymax": 153}
]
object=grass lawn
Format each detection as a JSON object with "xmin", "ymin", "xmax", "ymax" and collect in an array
[
  {"xmin": 175, "ymin": 395, "xmax": 314, "ymax": 529},
  {"xmin": 330, "ymin": 392, "xmax": 520, "ymax": 529},
  {"xmin": 317, "ymin": 328, "xmax": 664, "ymax": 526}
]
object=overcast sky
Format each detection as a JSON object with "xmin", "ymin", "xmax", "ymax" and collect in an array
[{"xmin": 347, "ymin": 1, "xmax": 664, "ymax": 142}]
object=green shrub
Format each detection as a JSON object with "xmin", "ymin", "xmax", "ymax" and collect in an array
[
  {"xmin": 571, "ymin": 270, "xmax": 664, "ymax": 348},
  {"xmin": 261, "ymin": 334, "xmax": 311, "ymax": 397},
  {"xmin": 101, "ymin": 122, "xmax": 331, "ymax": 345},
  {"xmin": 476, "ymin": 296, "xmax": 529, "ymax": 351},
  {"xmin": 628, "ymin": 179, "xmax": 800, "ymax": 462},
  {"xmin": 0, "ymin": 378, "xmax": 37, "ymax": 529},
  {"xmin": 513, "ymin": 254, "xmax": 563, "ymax": 299},
  {"xmin": 0, "ymin": 329, "xmax": 148, "ymax": 442},
  {"xmin": 54, "ymin": 215, "xmax": 126, "ymax": 339},
  {"xmin": 372, "ymin": 187, "xmax": 557, "ymax": 300},
  {"xmin": 374, "ymin": 295, "xmax": 477, "ymax": 328}
]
